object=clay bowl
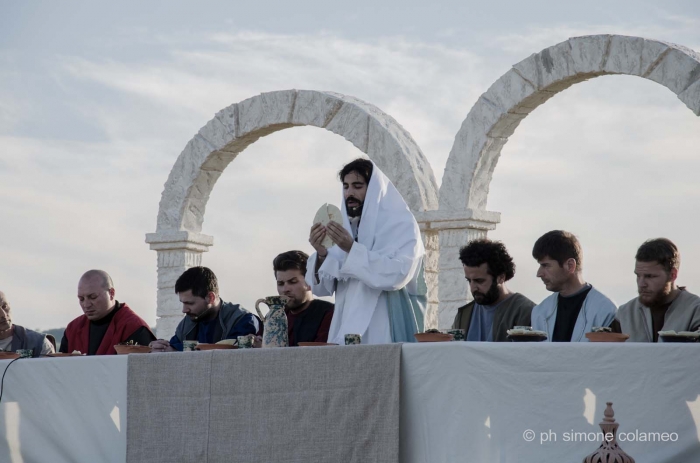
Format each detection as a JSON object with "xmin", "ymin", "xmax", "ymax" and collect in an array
[
  {"xmin": 0, "ymin": 352, "xmax": 20, "ymax": 360},
  {"xmin": 585, "ymin": 332, "xmax": 630, "ymax": 343},
  {"xmin": 414, "ymin": 332, "xmax": 454, "ymax": 342},
  {"xmin": 297, "ymin": 342, "xmax": 339, "ymax": 347},
  {"xmin": 114, "ymin": 345, "xmax": 152, "ymax": 355},
  {"xmin": 195, "ymin": 343, "xmax": 238, "ymax": 350}
]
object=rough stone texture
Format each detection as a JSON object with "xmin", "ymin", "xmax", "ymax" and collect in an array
[
  {"xmin": 150, "ymin": 90, "xmax": 439, "ymax": 338},
  {"xmin": 145, "ymin": 233, "xmax": 213, "ymax": 338},
  {"xmin": 440, "ymin": 34, "xmax": 700, "ymax": 214},
  {"xmin": 435, "ymin": 34, "xmax": 700, "ymax": 325}
]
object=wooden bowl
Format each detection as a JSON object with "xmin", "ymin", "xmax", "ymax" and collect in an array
[
  {"xmin": 414, "ymin": 332, "xmax": 454, "ymax": 342},
  {"xmin": 114, "ymin": 345, "xmax": 152, "ymax": 355},
  {"xmin": 297, "ymin": 342, "xmax": 339, "ymax": 347},
  {"xmin": 195, "ymin": 343, "xmax": 238, "ymax": 350},
  {"xmin": 0, "ymin": 352, "xmax": 20, "ymax": 360},
  {"xmin": 585, "ymin": 332, "xmax": 630, "ymax": 343},
  {"xmin": 47, "ymin": 352, "xmax": 84, "ymax": 357}
]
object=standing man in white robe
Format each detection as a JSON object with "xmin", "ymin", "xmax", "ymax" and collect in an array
[{"xmin": 306, "ymin": 158, "xmax": 426, "ymax": 345}]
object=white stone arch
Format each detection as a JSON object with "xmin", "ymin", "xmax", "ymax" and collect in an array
[
  {"xmin": 146, "ymin": 89, "xmax": 439, "ymax": 336},
  {"xmin": 432, "ymin": 35, "xmax": 700, "ymax": 327}
]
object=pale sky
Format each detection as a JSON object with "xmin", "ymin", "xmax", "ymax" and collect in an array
[{"xmin": 1, "ymin": 1, "xmax": 699, "ymax": 330}]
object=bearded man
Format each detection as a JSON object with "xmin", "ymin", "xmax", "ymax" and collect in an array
[
  {"xmin": 307, "ymin": 158, "xmax": 426, "ymax": 345},
  {"xmin": 273, "ymin": 250, "xmax": 334, "ymax": 346},
  {"xmin": 451, "ymin": 239, "xmax": 535, "ymax": 341},
  {"xmin": 616, "ymin": 238, "xmax": 700, "ymax": 342}
]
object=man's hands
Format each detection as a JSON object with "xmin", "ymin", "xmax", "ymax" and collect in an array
[
  {"xmin": 309, "ymin": 222, "xmax": 354, "ymax": 255},
  {"xmin": 309, "ymin": 223, "xmax": 328, "ymax": 257},
  {"xmin": 326, "ymin": 222, "xmax": 353, "ymax": 253},
  {"xmin": 149, "ymin": 339, "xmax": 175, "ymax": 353}
]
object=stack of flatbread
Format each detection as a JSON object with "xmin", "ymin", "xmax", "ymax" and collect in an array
[{"xmin": 313, "ymin": 203, "xmax": 343, "ymax": 249}]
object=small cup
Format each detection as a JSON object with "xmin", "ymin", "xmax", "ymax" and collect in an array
[
  {"xmin": 182, "ymin": 340, "xmax": 199, "ymax": 352},
  {"xmin": 513, "ymin": 326, "xmax": 532, "ymax": 331},
  {"xmin": 344, "ymin": 334, "xmax": 362, "ymax": 345},
  {"xmin": 16, "ymin": 349, "xmax": 33, "ymax": 358},
  {"xmin": 444, "ymin": 329, "xmax": 466, "ymax": 341},
  {"xmin": 237, "ymin": 335, "xmax": 254, "ymax": 349}
]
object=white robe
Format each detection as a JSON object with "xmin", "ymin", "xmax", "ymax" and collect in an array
[{"xmin": 306, "ymin": 163, "xmax": 424, "ymax": 345}]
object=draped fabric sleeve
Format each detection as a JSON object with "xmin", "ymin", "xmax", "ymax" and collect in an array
[
  {"xmin": 306, "ymin": 251, "xmax": 337, "ymax": 297},
  {"xmin": 338, "ymin": 238, "xmax": 419, "ymax": 292}
]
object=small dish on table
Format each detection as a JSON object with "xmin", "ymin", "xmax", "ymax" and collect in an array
[
  {"xmin": 507, "ymin": 328, "xmax": 548, "ymax": 342},
  {"xmin": 658, "ymin": 330, "xmax": 700, "ymax": 343}
]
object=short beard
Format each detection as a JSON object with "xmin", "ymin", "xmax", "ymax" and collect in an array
[
  {"xmin": 345, "ymin": 198, "xmax": 364, "ymax": 218},
  {"xmin": 473, "ymin": 278, "xmax": 501, "ymax": 306},
  {"xmin": 640, "ymin": 286, "xmax": 672, "ymax": 308}
]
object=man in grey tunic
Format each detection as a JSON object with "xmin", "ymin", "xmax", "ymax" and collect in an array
[
  {"xmin": 0, "ymin": 291, "xmax": 54, "ymax": 356},
  {"xmin": 452, "ymin": 239, "xmax": 535, "ymax": 342},
  {"xmin": 616, "ymin": 238, "xmax": 700, "ymax": 342}
]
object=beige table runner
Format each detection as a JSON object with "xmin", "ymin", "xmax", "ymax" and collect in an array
[{"xmin": 127, "ymin": 344, "xmax": 401, "ymax": 463}]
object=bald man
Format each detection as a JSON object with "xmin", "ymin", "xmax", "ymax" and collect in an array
[
  {"xmin": 60, "ymin": 270, "xmax": 155, "ymax": 355},
  {"xmin": 0, "ymin": 291, "xmax": 54, "ymax": 357}
]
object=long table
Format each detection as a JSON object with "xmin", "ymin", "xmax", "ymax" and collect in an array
[{"xmin": 1, "ymin": 343, "xmax": 699, "ymax": 463}]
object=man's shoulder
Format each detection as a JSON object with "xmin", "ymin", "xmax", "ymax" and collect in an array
[
  {"xmin": 677, "ymin": 288, "xmax": 700, "ymax": 306},
  {"xmin": 221, "ymin": 300, "xmax": 248, "ymax": 314},
  {"xmin": 12, "ymin": 325, "xmax": 46, "ymax": 341},
  {"xmin": 586, "ymin": 286, "xmax": 617, "ymax": 309},
  {"xmin": 509, "ymin": 293, "xmax": 536, "ymax": 309},
  {"xmin": 456, "ymin": 301, "xmax": 475, "ymax": 314},
  {"xmin": 114, "ymin": 303, "xmax": 150, "ymax": 325},
  {"xmin": 617, "ymin": 297, "xmax": 641, "ymax": 314},
  {"xmin": 310, "ymin": 299, "xmax": 334, "ymax": 312},
  {"xmin": 65, "ymin": 314, "xmax": 88, "ymax": 331},
  {"xmin": 533, "ymin": 292, "xmax": 557, "ymax": 311}
]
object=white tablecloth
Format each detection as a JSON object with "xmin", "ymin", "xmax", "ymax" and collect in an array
[
  {"xmin": 0, "ymin": 356, "xmax": 127, "ymax": 463},
  {"xmin": 2, "ymin": 344, "xmax": 700, "ymax": 463},
  {"xmin": 400, "ymin": 342, "xmax": 700, "ymax": 463}
]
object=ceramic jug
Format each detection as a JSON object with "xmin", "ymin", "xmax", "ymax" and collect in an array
[{"xmin": 255, "ymin": 296, "xmax": 289, "ymax": 348}]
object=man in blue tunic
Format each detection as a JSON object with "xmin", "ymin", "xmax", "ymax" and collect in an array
[{"xmin": 149, "ymin": 267, "xmax": 260, "ymax": 352}]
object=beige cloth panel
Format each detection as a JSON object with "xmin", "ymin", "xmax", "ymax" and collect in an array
[{"xmin": 128, "ymin": 344, "xmax": 401, "ymax": 463}]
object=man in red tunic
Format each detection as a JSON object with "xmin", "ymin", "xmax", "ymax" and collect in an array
[{"xmin": 60, "ymin": 270, "xmax": 155, "ymax": 355}]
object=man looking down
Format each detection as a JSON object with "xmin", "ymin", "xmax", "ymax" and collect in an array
[{"xmin": 61, "ymin": 270, "xmax": 154, "ymax": 355}]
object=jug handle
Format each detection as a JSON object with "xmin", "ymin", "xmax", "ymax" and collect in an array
[{"xmin": 254, "ymin": 299, "xmax": 267, "ymax": 321}]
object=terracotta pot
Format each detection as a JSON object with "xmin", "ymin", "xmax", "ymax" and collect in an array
[
  {"xmin": 195, "ymin": 343, "xmax": 237, "ymax": 350},
  {"xmin": 585, "ymin": 332, "xmax": 630, "ymax": 342},
  {"xmin": 414, "ymin": 332, "xmax": 454, "ymax": 342},
  {"xmin": 114, "ymin": 345, "xmax": 152, "ymax": 355}
]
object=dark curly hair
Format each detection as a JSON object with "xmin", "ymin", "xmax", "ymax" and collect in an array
[
  {"xmin": 339, "ymin": 158, "xmax": 373, "ymax": 184},
  {"xmin": 459, "ymin": 239, "xmax": 516, "ymax": 281},
  {"xmin": 532, "ymin": 230, "xmax": 583, "ymax": 270},
  {"xmin": 175, "ymin": 266, "xmax": 219, "ymax": 298},
  {"xmin": 636, "ymin": 238, "xmax": 680, "ymax": 273},
  {"xmin": 273, "ymin": 250, "xmax": 309, "ymax": 276}
]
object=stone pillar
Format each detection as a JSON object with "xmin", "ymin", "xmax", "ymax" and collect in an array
[
  {"xmin": 416, "ymin": 209, "xmax": 500, "ymax": 329},
  {"xmin": 420, "ymin": 229, "xmax": 439, "ymax": 330},
  {"xmin": 145, "ymin": 231, "xmax": 214, "ymax": 339}
]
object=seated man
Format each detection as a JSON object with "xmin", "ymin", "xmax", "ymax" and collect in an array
[
  {"xmin": 452, "ymin": 240, "xmax": 534, "ymax": 342},
  {"xmin": 150, "ymin": 267, "xmax": 260, "ymax": 352},
  {"xmin": 273, "ymin": 251, "xmax": 334, "ymax": 346},
  {"xmin": 0, "ymin": 291, "xmax": 54, "ymax": 356},
  {"xmin": 531, "ymin": 231, "xmax": 616, "ymax": 342},
  {"xmin": 616, "ymin": 238, "xmax": 700, "ymax": 342},
  {"xmin": 61, "ymin": 270, "xmax": 155, "ymax": 355}
]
